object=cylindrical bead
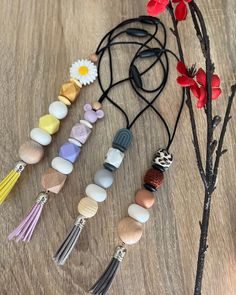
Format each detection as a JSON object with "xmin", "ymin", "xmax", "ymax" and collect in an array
[
  {"xmin": 19, "ymin": 140, "xmax": 44, "ymax": 164},
  {"xmin": 104, "ymin": 148, "xmax": 124, "ymax": 171},
  {"xmin": 49, "ymin": 101, "xmax": 68, "ymax": 119},
  {"xmin": 128, "ymin": 204, "xmax": 150, "ymax": 223},
  {"xmin": 85, "ymin": 184, "xmax": 107, "ymax": 202},
  {"xmin": 41, "ymin": 167, "xmax": 67, "ymax": 194},
  {"xmin": 94, "ymin": 168, "xmax": 114, "ymax": 189},
  {"xmin": 78, "ymin": 197, "xmax": 98, "ymax": 218},
  {"xmin": 30, "ymin": 128, "xmax": 52, "ymax": 146},
  {"xmin": 144, "ymin": 168, "xmax": 164, "ymax": 192},
  {"xmin": 59, "ymin": 142, "xmax": 80, "ymax": 163},
  {"xmin": 51, "ymin": 157, "xmax": 73, "ymax": 175},
  {"xmin": 117, "ymin": 217, "xmax": 143, "ymax": 245},
  {"xmin": 135, "ymin": 189, "xmax": 155, "ymax": 209}
]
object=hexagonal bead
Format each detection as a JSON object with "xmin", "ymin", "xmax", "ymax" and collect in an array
[
  {"xmin": 59, "ymin": 81, "xmax": 81, "ymax": 103},
  {"xmin": 39, "ymin": 114, "xmax": 60, "ymax": 135},
  {"xmin": 70, "ymin": 122, "xmax": 91, "ymax": 144},
  {"xmin": 41, "ymin": 167, "xmax": 67, "ymax": 194},
  {"xmin": 59, "ymin": 141, "xmax": 81, "ymax": 163}
]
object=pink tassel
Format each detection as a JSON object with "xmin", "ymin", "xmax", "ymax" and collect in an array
[{"xmin": 8, "ymin": 192, "xmax": 48, "ymax": 242}]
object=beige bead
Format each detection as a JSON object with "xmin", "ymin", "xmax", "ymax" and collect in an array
[
  {"xmin": 135, "ymin": 189, "xmax": 155, "ymax": 209},
  {"xmin": 92, "ymin": 101, "xmax": 102, "ymax": 110},
  {"xmin": 117, "ymin": 217, "xmax": 143, "ymax": 245},
  {"xmin": 89, "ymin": 53, "xmax": 98, "ymax": 63},
  {"xmin": 58, "ymin": 95, "xmax": 71, "ymax": 106},
  {"xmin": 19, "ymin": 140, "xmax": 44, "ymax": 164},
  {"xmin": 41, "ymin": 168, "xmax": 67, "ymax": 194},
  {"xmin": 70, "ymin": 78, "xmax": 82, "ymax": 88},
  {"xmin": 78, "ymin": 197, "xmax": 98, "ymax": 218}
]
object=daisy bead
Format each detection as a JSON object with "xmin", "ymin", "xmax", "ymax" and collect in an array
[{"xmin": 49, "ymin": 101, "xmax": 68, "ymax": 120}]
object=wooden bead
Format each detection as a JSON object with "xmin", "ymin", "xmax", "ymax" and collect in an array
[
  {"xmin": 92, "ymin": 101, "xmax": 102, "ymax": 110},
  {"xmin": 58, "ymin": 95, "xmax": 71, "ymax": 106},
  {"xmin": 30, "ymin": 128, "xmax": 52, "ymax": 146},
  {"xmin": 85, "ymin": 184, "xmax": 107, "ymax": 202},
  {"xmin": 117, "ymin": 217, "xmax": 143, "ymax": 245},
  {"xmin": 51, "ymin": 157, "xmax": 73, "ymax": 175},
  {"xmin": 135, "ymin": 189, "xmax": 155, "ymax": 209},
  {"xmin": 41, "ymin": 168, "xmax": 67, "ymax": 194},
  {"xmin": 70, "ymin": 78, "xmax": 82, "ymax": 88},
  {"xmin": 39, "ymin": 114, "xmax": 60, "ymax": 135},
  {"xmin": 19, "ymin": 140, "xmax": 44, "ymax": 164},
  {"xmin": 144, "ymin": 168, "xmax": 164, "ymax": 192},
  {"xmin": 78, "ymin": 197, "xmax": 98, "ymax": 218},
  {"xmin": 59, "ymin": 81, "xmax": 80, "ymax": 102},
  {"xmin": 128, "ymin": 204, "xmax": 150, "ymax": 223},
  {"xmin": 89, "ymin": 53, "xmax": 98, "ymax": 63}
]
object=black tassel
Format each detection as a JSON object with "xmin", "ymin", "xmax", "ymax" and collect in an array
[
  {"xmin": 53, "ymin": 215, "xmax": 86, "ymax": 265},
  {"xmin": 90, "ymin": 245, "xmax": 127, "ymax": 295}
]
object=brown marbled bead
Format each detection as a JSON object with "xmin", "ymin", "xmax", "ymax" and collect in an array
[
  {"xmin": 19, "ymin": 140, "xmax": 44, "ymax": 164},
  {"xmin": 135, "ymin": 189, "xmax": 155, "ymax": 209},
  {"xmin": 41, "ymin": 167, "xmax": 67, "ymax": 194},
  {"xmin": 144, "ymin": 168, "xmax": 164, "ymax": 191},
  {"xmin": 117, "ymin": 217, "xmax": 143, "ymax": 245}
]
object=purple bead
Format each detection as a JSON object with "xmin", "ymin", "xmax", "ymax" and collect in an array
[
  {"xmin": 59, "ymin": 142, "xmax": 81, "ymax": 163},
  {"xmin": 84, "ymin": 110, "xmax": 98, "ymax": 123},
  {"xmin": 70, "ymin": 123, "xmax": 91, "ymax": 144}
]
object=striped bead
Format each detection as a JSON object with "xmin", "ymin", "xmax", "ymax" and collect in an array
[{"xmin": 78, "ymin": 197, "xmax": 98, "ymax": 218}]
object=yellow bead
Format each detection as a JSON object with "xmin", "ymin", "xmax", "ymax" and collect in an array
[
  {"xmin": 39, "ymin": 114, "xmax": 60, "ymax": 135},
  {"xmin": 59, "ymin": 81, "xmax": 81, "ymax": 103}
]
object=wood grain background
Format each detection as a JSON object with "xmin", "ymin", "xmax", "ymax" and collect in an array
[{"xmin": 0, "ymin": 1, "xmax": 235, "ymax": 294}]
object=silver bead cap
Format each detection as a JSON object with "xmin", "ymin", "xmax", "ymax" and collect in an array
[
  {"xmin": 113, "ymin": 245, "xmax": 127, "ymax": 262},
  {"xmin": 36, "ymin": 192, "xmax": 48, "ymax": 205},
  {"xmin": 14, "ymin": 161, "xmax": 27, "ymax": 173},
  {"xmin": 75, "ymin": 215, "xmax": 86, "ymax": 228}
]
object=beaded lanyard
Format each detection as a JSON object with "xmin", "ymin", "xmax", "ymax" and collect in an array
[
  {"xmin": 53, "ymin": 15, "xmax": 184, "ymax": 271},
  {"xmin": 0, "ymin": 57, "xmax": 99, "ymax": 205}
]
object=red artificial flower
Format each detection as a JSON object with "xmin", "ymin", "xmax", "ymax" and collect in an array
[
  {"xmin": 172, "ymin": 0, "xmax": 192, "ymax": 21},
  {"xmin": 147, "ymin": 0, "xmax": 169, "ymax": 16},
  {"xmin": 176, "ymin": 61, "xmax": 199, "ymax": 93}
]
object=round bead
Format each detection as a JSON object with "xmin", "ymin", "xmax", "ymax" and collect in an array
[
  {"xmin": 128, "ymin": 204, "xmax": 150, "ymax": 223},
  {"xmin": 144, "ymin": 168, "xmax": 164, "ymax": 192},
  {"xmin": 89, "ymin": 53, "xmax": 98, "ymax": 63},
  {"xmin": 117, "ymin": 217, "xmax": 143, "ymax": 245},
  {"xmin": 19, "ymin": 140, "xmax": 44, "ymax": 164},
  {"xmin": 58, "ymin": 95, "xmax": 71, "ymax": 106},
  {"xmin": 135, "ymin": 189, "xmax": 155, "ymax": 209},
  {"xmin": 94, "ymin": 168, "xmax": 114, "ymax": 189},
  {"xmin": 78, "ymin": 197, "xmax": 98, "ymax": 218},
  {"xmin": 51, "ymin": 157, "xmax": 73, "ymax": 175},
  {"xmin": 152, "ymin": 149, "xmax": 173, "ymax": 171},
  {"xmin": 30, "ymin": 128, "xmax": 52, "ymax": 146},
  {"xmin": 85, "ymin": 184, "xmax": 107, "ymax": 202},
  {"xmin": 49, "ymin": 101, "xmax": 68, "ymax": 119},
  {"xmin": 84, "ymin": 110, "xmax": 98, "ymax": 123},
  {"xmin": 92, "ymin": 101, "xmax": 102, "ymax": 110}
]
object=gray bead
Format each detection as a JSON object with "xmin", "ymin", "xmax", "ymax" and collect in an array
[
  {"xmin": 94, "ymin": 168, "xmax": 114, "ymax": 189},
  {"xmin": 112, "ymin": 128, "xmax": 133, "ymax": 152}
]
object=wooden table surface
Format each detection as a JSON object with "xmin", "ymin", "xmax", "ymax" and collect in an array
[{"xmin": 0, "ymin": 1, "xmax": 235, "ymax": 294}]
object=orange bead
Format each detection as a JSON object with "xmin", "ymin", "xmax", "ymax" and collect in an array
[
  {"xmin": 89, "ymin": 53, "xmax": 98, "ymax": 63},
  {"xmin": 117, "ymin": 217, "xmax": 143, "ymax": 245},
  {"xmin": 59, "ymin": 81, "xmax": 80, "ymax": 102},
  {"xmin": 135, "ymin": 189, "xmax": 155, "ymax": 209}
]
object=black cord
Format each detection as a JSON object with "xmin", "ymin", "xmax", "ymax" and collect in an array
[{"xmin": 95, "ymin": 16, "xmax": 184, "ymax": 150}]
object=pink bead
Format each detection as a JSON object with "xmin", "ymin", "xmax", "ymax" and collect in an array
[
  {"xmin": 84, "ymin": 110, "xmax": 98, "ymax": 123},
  {"xmin": 70, "ymin": 123, "xmax": 91, "ymax": 144}
]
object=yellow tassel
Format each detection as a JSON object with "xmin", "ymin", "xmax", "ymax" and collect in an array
[{"xmin": 0, "ymin": 161, "xmax": 26, "ymax": 205}]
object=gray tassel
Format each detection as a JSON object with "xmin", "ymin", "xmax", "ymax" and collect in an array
[
  {"xmin": 53, "ymin": 215, "xmax": 86, "ymax": 265},
  {"xmin": 89, "ymin": 245, "xmax": 127, "ymax": 295}
]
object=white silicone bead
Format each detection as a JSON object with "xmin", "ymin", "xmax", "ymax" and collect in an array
[
  {"xmin": 68, "ymin": 137, "xmax": 82, "ymax": 147},
  {"xmin": 51, "ymin": 157, "xmax": 73, "ymax": 175},
  {"xmin": 128, "ymin": 204, "xmax": 150, "ymax": 223},
  {"xmin": 30, "ymin": 128, "xmax": 52, "ymax": 146},
  {"xmin": 49, "ymin": 101, "xmax": 68, "ymax": 119},
  {"xmin": 105, "ymin": 147, "xmax": 124, "ymax": 168},
  {"xmin": 85, "ymin": 184, "xmax": 107, "ymax": 202}
]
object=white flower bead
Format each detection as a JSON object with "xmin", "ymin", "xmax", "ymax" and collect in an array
[
  {"xmin": 85, "ymin": 184, "xmax": 107, "ymax": 202},
  {"xmin": 105, "ymin": 148, "xmax": 124, "ymax": 168},
  {"xmin": 30, "ymin": 128, "xmax": 52, "ymax": 146},
  {"xmin": 51, "ymin": 157, "xmax": 73, "ymax": 175},
  {"xmin": 128, "ymin": 204, "xmax": 150, "ymax": 223},
  {"xmin": 49, "ymin": 101, "xmax": 68, "ymax": 119}
]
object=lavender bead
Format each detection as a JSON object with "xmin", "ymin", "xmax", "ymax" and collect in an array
[
  {"xmin": 59, "ymin": 141, "xmax": 81, "ymax": 163},
  {"xmin": 70, "ymin": 123, "xmax": 91, "ymax": 144},
  {"xmin": 84, "ymin": 110, "xmax": 98, "ymax": 123}
]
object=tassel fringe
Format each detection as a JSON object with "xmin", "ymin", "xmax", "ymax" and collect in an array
[
  {"xmin": 0, "ymin": 161, "xmax": 26, "ymax": 205},
  {"xmin": 8, "ymin": 192, "xmax": 48, "ymax": 242},
  {"xmin": 89, "ymin": 245, "xmax": 127, "ymax": 295},
  {"xmin": 53, "ymin": 215, "xmax": 86, "ymax": 265}
]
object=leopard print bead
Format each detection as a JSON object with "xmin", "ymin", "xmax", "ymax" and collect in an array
[{"xmin": 152, "ymin": 149, "xmax": 173, "ymax": 172}]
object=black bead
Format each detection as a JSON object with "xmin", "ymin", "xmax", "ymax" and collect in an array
[
  {"xmin": 126, "ymin": 28, "xmax": 148, "ymax": 37},
  {"xmin": 139, "ymin": 48, "xmax": 162, "ymax": 58},
  {"xmin": 103, "ymin": 162, "xmax": 117, "ymax": 172},
  {"xmin": 144, "ymin": 183, "xmax": 157, "ymax": 192},
  {"xmin": 152, "ymin": 163, "xmax": 166, "ymax": 172},
  {"xmin": 138, "ymin": 15, "xmax": 160, "ymax": 25},
  {"xmin": 130, "ymin": 65, "xmax": 142, "ymax": 88}
]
